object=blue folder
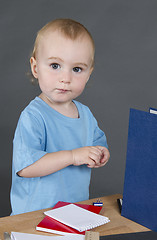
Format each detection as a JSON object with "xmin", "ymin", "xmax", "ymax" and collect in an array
[
  {"xmin": 122, "ymin": 108, "xmax": 157, "ymax": 231},
  {"xmin": 100, "ymin": 231, "xmax": 157, "ymax": 239}
]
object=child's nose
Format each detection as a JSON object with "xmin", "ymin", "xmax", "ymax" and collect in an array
[{"xmin": 60, "ymin": 71, "xmax": 71, "ymax": 83}]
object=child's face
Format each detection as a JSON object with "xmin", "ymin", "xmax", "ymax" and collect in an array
[{"xmin": 30, "ymin": 30, "xmax": 93, "ymax": 105}]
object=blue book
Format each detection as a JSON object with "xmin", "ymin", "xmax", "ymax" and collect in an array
[
  {"xmin": 100, "ymin": 231, "xmax": 157, "ymax": 239},
  {"xmin": 122, "ymin": 108, "xmax": 157, "ymax": 231}
]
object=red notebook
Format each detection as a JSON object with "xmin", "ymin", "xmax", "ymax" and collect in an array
[{"xmin": 36, "ymin": 201, "xmax": 102, "ymax": 236}]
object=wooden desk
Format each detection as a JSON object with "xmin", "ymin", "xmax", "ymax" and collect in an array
[{"xmin": 0, "ymin": 194, "xmax": 150, "ymax": 239}]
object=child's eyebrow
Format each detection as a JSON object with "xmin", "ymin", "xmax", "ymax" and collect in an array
[
  {"xmin": 48, "ymin": 57, "xmax": 89, "ymax": 68},
  {"xmin": 74, "ymin": 62, "xmax": 88, "ymax": 68},
  {"xmin": 48, "ymin": 57, "xmax": 63, "ymax": 62}
]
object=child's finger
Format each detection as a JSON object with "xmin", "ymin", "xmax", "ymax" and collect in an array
[
  {"xmin": 87, "ymin": 160, "xmax": 96, "ymax": 168},
  {"xmin": 88, "ymin": 147, "xmax": 103, "ymax": 165}
]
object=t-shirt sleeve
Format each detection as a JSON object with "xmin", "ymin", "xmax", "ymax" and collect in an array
[
  {"xmin": 92, "ymin": 117, "xmax": 108, "ymax": 148},
  {"xmin": 12, "ymin": 111, "xmax": 47, "ymax": 174},
  {"xmin": 93, "ymin": 124, "xmax": 108, "ymax": 148}
]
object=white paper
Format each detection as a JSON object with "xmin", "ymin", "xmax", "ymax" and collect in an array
[
  {"xmin": 44, "ymin": 204, "xmax": 110, "ymax": 232},
  {"xmin": 11, "ymin": 232, "xmax": 85, "ymax": 240},
  {"xmin": 150, "ymin": 109, "xmax": 157, "ymax": 114}
]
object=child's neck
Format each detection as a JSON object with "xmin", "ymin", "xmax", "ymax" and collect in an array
[{"xmin": 39, "ymin": 93, "xmax": 79, "ymax": 118}]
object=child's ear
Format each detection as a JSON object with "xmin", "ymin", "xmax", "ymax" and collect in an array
[{"xmin": 30, "ymin": 57, "xmax": 38, "ymax": 79}]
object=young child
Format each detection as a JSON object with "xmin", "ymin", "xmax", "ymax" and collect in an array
[{"xmin": 10, "ymin": 19, "xmax": 110, "ymax": 215}]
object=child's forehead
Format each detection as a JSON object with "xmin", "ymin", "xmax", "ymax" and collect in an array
[
  {"xmin": 41, "ymin": 29, "xmax": 90, "ymax": 44},
  {"xmin": 41, "ymin": 29, "xmax": 69, "ymax": 43},
  {"xmin": 38, "ymin": 29, "xmax": 94, "ymax": 51},
  {"xmin": 36, "ymin": 29, "xmax": 94, "ymax": 65}
]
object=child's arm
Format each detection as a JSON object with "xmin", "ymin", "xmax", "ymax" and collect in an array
[{"xmin": 18, "ymin": 146, "xmax": 104, "ymax": 178}]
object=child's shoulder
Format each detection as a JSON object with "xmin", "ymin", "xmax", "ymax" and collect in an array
[
  {"xmin": 74, "ymin": 100, "xmax": 90, "ymax": 111},
  {"xmin": 19, "ymin": 97, "xmax": 47, "ymax": 122},
  {"xmin": 22, "ymin": 97, "xmax": 45, "ymax": 113},
  {"xmin": 74, "ymin": 100, "xmax": 93, "ymax": 115}
]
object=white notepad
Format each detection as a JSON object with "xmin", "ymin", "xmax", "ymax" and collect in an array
[
  {"xmin": 44, "ymin": 203, "xmax": 110, "ymax": 232},
  {"xmin": 11, "ymin": 232, "xmax": 85, "ymax": 240}
]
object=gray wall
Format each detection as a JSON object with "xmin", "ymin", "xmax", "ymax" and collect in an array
[{"xmin": 0, "ymin": 0, "xmax": 157, "ymax": 217}]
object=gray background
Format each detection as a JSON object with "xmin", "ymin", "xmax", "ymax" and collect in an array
[{"xmin": 0, "ymin": 0, "xmax": 157, "ymax": 217}]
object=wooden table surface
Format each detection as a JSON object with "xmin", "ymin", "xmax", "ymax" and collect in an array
[{"xmin": 0, "ymin": 194, "xmax": 150, "ymax": 239}]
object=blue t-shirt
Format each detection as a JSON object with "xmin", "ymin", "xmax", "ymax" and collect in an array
[{"xmin": 10, "ymin": 97, "xmax": 108, "ymax": 215}]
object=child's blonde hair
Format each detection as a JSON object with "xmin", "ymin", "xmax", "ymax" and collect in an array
[{"xmin": 31, "ymin": 18, "xmax": 95, "ymax": 64}]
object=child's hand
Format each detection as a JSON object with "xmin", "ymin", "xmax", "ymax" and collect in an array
[
  {"xmin": 92, "ymin": 146, "xmax": 110, "ymax": 168},
  {"xmin": 71, "ymin": 146, "xmax": 105, "ymax": 168}
]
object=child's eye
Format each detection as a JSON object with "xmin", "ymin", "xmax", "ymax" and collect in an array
[
  {"xmin": 73, "ymin": 67, "xmax": 82, "ymax": 73},
  {"xmin": 50, "ymin": 63, "xmax": 60, "ymax": 70}
]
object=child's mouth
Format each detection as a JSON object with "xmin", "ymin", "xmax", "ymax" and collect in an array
[{"xmin": 57, "ymin": 88, "xmax": 70, "ymax": 93}]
